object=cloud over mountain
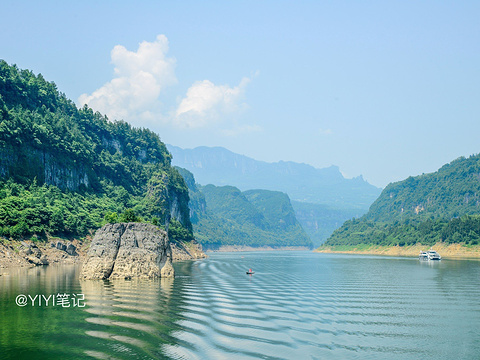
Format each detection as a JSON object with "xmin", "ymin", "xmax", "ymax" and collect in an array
[
  {"xmin": 78, "ymin": 34, "xmax": 254, "ymax": 133},
  {"xmin": 78, "ymin": 35, "xmax": 176, "ymax": 125},
  {"xmin": 174, "ymin": 77, "xmax": 250, "ymax": 129}
]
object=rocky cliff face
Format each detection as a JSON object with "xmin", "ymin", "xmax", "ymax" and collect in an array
[
  {"xmin": 80, "ymin": 223, "xmax": 174, "ymax": 280},
  {"xmin": 0, "ymin": 145, "xmax": 89, "ymax": 191}
]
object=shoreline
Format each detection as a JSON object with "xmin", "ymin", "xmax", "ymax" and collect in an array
[
  {"xmin": 0, "ymin": 238, "xmax": 87, "ymax": 269},
  {"xmin": 315, "ymin": 242, "xmax": 480, "ymax": 259},
  {"xmin": 0, "ymin": 237, "xmax": 206, "ymax": 269},
  {"xmin": 206, "ymin": 245, "xmax": 312, "ymax": 253}
]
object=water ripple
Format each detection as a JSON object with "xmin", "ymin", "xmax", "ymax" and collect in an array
[{"xmin": 18, "ymin": 252, "xmax": 474, "ymax": 359}]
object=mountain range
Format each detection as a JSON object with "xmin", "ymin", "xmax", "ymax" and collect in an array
[
  {"xmin": 168, "ymin": 144, "xmax": 381, "ymax": 246},
  {"xmin": 0, "ymin": 60, "xmax": 386, "ymax": 250},
  {"xmin": 167, "ymin": 145, "xmax": 381, "ymax": 210}
]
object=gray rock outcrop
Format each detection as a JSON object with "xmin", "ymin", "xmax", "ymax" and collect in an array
[
  {"xmin": 80, "ymin": 223, "xmax": 174, "ymax": 280},
  {"xmin": 66, "ymin": 244, "xmax": 77, "ymax": 256},
  {"xmin": 19, "ymin": 243, "xmax": 49, "ymax": 266},
  {"xmin": 170, "ymin": 240, "xmax": 207, "ymax": 261}
]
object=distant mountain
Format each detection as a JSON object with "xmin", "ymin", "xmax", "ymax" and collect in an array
[
  {"xmin": 324, "ymin": 154, "xmax": 480, "ymax": 248},
  {"xmin": 167, "ymin": 145, "xmax": 381, "ymax": 210},
  {"xmin": 291, "ymin": 201, "xmax": 363, "ymax": 247},
  {"xmin": 176, "ymin": 167, "xmax": 312, "ymax": 249}
]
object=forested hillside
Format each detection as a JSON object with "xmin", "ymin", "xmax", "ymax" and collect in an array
[
  {"xmin": 324, "ymin": 154, "xmax": 480, "ymax": 247},
  {"xmin": 176, "ymin": 167, "xmax": 312, "ymax": 249},
  {"xmin": 0, "ymin": 60, "xmax": 192, "ymax": 241}
]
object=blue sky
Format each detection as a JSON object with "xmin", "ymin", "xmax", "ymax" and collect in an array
[{"xmin": 2, "ymin": 1, "xmax": 479, "ymax": 187}]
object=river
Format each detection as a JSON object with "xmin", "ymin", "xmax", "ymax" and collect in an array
[{"xmin": 1, "ymin": 251, "xmax": 479, "ymax": 359}]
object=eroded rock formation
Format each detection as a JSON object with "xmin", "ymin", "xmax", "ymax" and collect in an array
[{"xmin": 80, "ymin": 223, "xmax": 174, "ymax": 280}]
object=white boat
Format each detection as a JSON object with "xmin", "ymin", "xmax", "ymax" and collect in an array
[
  {"xmin": 427, "ymin": 250, "xmax": 441, "ymax": 260},
  {"xmin": 419, "ymin": 251, "xmax": 429, "ymax": 260},
  {"xmin": 419, "ymin": 250, "xmax": 441, "ymax": 261}
]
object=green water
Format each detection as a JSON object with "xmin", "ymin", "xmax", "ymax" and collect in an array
[{"xmin": 1, "ymin": 252, "xmax": 479, "ymax": 359}]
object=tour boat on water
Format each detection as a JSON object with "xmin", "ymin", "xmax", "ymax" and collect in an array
[
  {"xmin": 419, "ymin": 250, "xmax": 441, "ymax": 261},
  {"xmin": 419, "ymin": 251, "xmax": 429, "ymax": 260},
  {"xmin": 427, "ymin": 250, "xmax": 441, "ymax": 260}
]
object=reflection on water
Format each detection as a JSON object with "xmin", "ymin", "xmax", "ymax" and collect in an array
[
  {"xmin": 80, "ymin": 277, "xmax": 178, "ymax": 359},
  {"xmin": 1, "ymin": 253, "xmax": 480, "ymax": 359},
  {"xmin": 0, "ymin": 265, "xmax": 89, "ymax": 359}
]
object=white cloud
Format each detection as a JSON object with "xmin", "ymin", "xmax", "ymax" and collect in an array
[
  {"xmin": 78, "ymin": 34, "xmax": 255, "ymax": 134},
  {"xmin": 78, "ymin": 34, "xmax": 176, "ymax": 124},
  {"xmin": 174, "ymin": 77, "xmax": 251, "ymax": 129}
]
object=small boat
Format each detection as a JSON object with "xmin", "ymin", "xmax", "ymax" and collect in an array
[
  {"xmin": 246, "ymin": 268, "xmax": 254, "ymax": 275},
  {"xmin": 419, "ymin": 250, "xmax": 441, "ymax": 261},
  {"xmin": 419, "ymin": 251, "xmax": 429, "ymax": 260},
  {"xmin": 427, "ymin": 250, "xmax": 441, "ymax": 260}
]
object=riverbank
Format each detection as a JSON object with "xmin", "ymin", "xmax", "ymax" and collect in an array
[
  {"xmin": 0, "ymin": 238, "xmax": 89, "ymax": 268},
  {"xmin": 0, "ymin": 237, "xmax": 206, "ymax": 269},
  {"xmin": 171, "ymin": 240, "xmax": 207, "ymax": 260},
  {"xmin": 315, "ymin": 242, "xmax": 480, "ymax": 259},
  {"xmin": 206, "ymin": 245, "xmax": 312, "ymax": 252}
]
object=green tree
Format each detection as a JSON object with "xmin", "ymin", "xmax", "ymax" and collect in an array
[{"xmin": 120, "ymin": 209, "xmax": 139, "ymax": 223}]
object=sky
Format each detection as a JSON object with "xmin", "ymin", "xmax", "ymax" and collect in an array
[{"xmin": 2, "ymin": 1, "xmax": 479, "ymax": 188}]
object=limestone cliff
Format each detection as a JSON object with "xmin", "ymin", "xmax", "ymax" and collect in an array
[
  {"xmin": 80, "ymin": 223, "xmax": 174, "ymax": 280},
  {"xmin": 0, "ymin": 144, "xmax": 90, "ymax": 191}
]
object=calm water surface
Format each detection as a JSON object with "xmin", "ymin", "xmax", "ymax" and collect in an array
[{"xmin": 0, "ymin": 251, "xmax": 479, "ymax": 359}]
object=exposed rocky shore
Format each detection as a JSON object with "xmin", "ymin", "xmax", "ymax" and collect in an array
[
  {"xmin": 0, "ymin": 224, "xmax": 206, "ymax": 273},
  {"xmin": 171, "ymin": 240, "xmax": 208, "ymax": 261},
  {"xmin": 0, "ymin": 239, "xmax": 85, "ymax": 268}
]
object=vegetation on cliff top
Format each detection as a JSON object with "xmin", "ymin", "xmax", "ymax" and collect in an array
[
  {"xmin": 0, "ymin": 60, "xmax": 192, "ymax": 241},
  {"xmin": 323, "ymin": 154, "xmax": 480, "ymax": 248}
]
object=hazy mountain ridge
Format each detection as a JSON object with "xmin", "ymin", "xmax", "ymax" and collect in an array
[
  {"xmin": 291, "ymin": 201, "xmax": 363, "ymax": 247},
  {"xmin": 167, "ymin": 145, "xmax": 381, "ymax": 210},
  {"xmin": 168, "ymin": 144, "xmax": 382, "ymax": 246}
]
